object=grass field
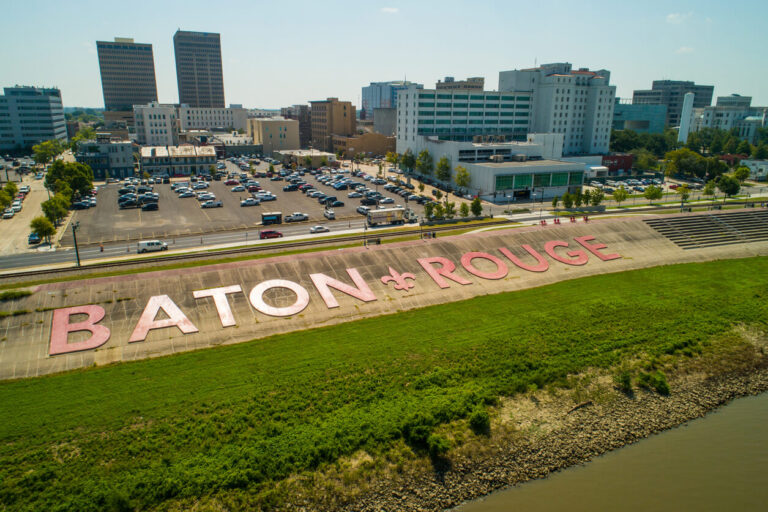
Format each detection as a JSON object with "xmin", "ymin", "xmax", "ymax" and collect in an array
[{"xmin": 1, "ymin": 257, "xmax": 767, "ymax": 511}]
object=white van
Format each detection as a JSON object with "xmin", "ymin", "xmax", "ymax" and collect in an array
[
  {"xmin": 137, "ymin": 240, "xmax": 168, "ymax": 253},
  {"xmin": 323, "ymin": 209, "xmax": 336, "ymax": 220}
]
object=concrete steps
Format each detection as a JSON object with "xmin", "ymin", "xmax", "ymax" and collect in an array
[{"xmin": 644, "ymin": 210, "xmax": 768, "ymax": 249}]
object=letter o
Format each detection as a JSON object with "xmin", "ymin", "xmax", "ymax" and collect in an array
[
  {"xmin": 249, "ymin": 279, "xmax": 310, "ymax": 317},
  {"xmin": 460, "ymin": 252, "xmax": 508, "ymax": 280}
]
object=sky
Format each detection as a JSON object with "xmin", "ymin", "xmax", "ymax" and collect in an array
[{"xmin": 1, "ymin": 0, "xmax": 766, "ymax": 109}]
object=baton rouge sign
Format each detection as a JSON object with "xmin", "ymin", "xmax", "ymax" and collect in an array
[{"xmin": 48, "ymin": 236, "xmax": 620, "ymax": 356}]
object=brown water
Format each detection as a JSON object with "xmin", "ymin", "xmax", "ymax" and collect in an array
[{"xmin": 456, "ymin": 392, "xmax": 768, "ymax": 512}]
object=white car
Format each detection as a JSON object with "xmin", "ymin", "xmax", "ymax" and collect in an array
[
  {"xmin": 285, "ymin": 212, "xmax": 308, "ymax": 222},
  {"xmin": 201, "ymin": 200, "xmax": 223, "ymax": 208},
  {"xmin": 2, "ymin": 208, "xmax": 14, "ymax": 219},
  {"xmin": 240, "ymin": 197, "xmax": 260, "ymax": 207},
  {"xmin": 309, "ymin": 225, "xmax": 329, "ymax": 233}
]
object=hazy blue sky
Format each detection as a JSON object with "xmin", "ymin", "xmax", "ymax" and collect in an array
[{"xmin": 1, "ymin": 0, "xmax": 765, "ymax": 109}]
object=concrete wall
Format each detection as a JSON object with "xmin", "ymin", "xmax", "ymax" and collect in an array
[{"xmin": 2, "ymin": 214, "xmax": 767, "ymax": 380}]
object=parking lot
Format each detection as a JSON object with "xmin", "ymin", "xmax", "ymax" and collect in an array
[{"xmin": 61, "ymin": 159, "xmax": 429, "ymax": 246}]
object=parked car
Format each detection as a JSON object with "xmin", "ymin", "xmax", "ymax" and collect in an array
[
  {"xmin": 323, "ymin": 209, "xmax": 336, "ymax": 220},
  {"xmin": 378, "ymin": 197, "xmax": 395, "ymax": 205},
  {"xmin": 231, "ymin": 185, "xmax": 246, "ymax": 192},
  {"xmin": 141, "ymin": 202, "xmax": 159, "ymax": 211},
  {"xmin": 224, "ymin": 179, "xmax": 239, "ymax": 186},
  {"xmin": 240, "ymin": 197, "xmax": 260, "ymax": 207},
  {"xmin": 28, "ymin": 232, "xmax": 41, "ymax": 244},
  {"xmin": 309, "ymin": 225, "xmax": 329, "ymax": 234},
  {"xmin": 179, "ymin": 191, "xmax": 195, "ymax": 198},
  {"xmin": 285, "ymin": 212, "xmax": 309, "ymax": 222},
  {"xmin": 137, "ymin": 240, "xmax": 167, "ymax": 253},
  {"xmin": 328, "ymin": 200, "xmax": 345, "ymax": 208},
  {"xmin": 201, "ymin": 200, "xmax": 223, "ymax": 208},
  {"xmin": 2, "ymin": 209, "xmax": 14, "ymax": 219},
  {"xmin": 259, "ymin": 230, "xmax": 283, "ymax": 239},
  {"xmin": 72, "ymin": 201, "xmax": 90, "ymax": 210}
]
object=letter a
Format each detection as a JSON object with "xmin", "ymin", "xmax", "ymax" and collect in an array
[{"xmin": 129, "ymin": 295, "xmax": 198, "ymax": 343}]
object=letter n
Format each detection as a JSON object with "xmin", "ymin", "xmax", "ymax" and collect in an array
[{"xmin": 310, "ymin": 268, "xmax": 377, "ymax": 309}]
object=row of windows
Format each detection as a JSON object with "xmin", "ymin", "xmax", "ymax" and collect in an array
[
  {"xmin": 418, "ymin": 119, "xmax": 528, "ymax": 125},
  {"xmin": 418, "ymin": 111, "xmax": 529, "ymax": 117},
  {"xmin": 494, "ymin": 171, "xmax": 583, "ymax": 190},
  {"xmin": 420, "ymin": 93, "xmax": 529, "ymax": 101}
]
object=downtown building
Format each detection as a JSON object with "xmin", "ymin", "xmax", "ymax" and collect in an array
[
  {"xmin": 633, "ymin": 80, "xmax": 713, "ymax": 127},
  {"xmin": 133, "ymin": 103, "xmax": 179, "ymax": 146},
  {"xmin": 0, "ymin": 86, "xmax": 67, "ymax": 151},
  {"xmin": 691, "ymin": 94, "xmax": 768, "ymax": 144},
  {"xmin": 361, "ymin": 81, "xmax": 423, "ymax": 120},
  {"xmin": 498, "ymin": 62, "xmax": 616, "ymax": 156},
  {"xmin": 178, "ymin": 104, "xmax": 248, "ymax": 132},
  {"xmin": 74, "ymin": 133, "xmax": 134, "ymax": 180},
  {"xmin": 173, "ymin": 30, "xmax": 225, "ymax": 108},
  {"xmin": 280, "ymin": 104, "xmax": 312, "ymax": 148},
  {"xmin": 309, "ymin": 98, "xmax": 356, "ymax": 152}
]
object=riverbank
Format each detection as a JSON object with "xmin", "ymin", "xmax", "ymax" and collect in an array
[{"xmin": 278, "ymin": 330, "xmax": 768, "ymax": 511}]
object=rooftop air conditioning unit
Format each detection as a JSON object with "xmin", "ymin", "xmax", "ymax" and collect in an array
[
  {"xmin": 489, "ymin": 154, "xmax": 504, "ymax": 163},
  {"xmin": 512, "ymin": 153, "xmax": 527, "ymax": 162}
]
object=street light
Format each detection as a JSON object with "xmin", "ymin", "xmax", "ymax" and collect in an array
[{"xmin": 72, "ymin": 221, "xmax": 81, "ymax": 267}]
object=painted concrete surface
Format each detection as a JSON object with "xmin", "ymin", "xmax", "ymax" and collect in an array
[{"xmin": 1, "ymin": 212, "xmax": 766, "ymax": 380}]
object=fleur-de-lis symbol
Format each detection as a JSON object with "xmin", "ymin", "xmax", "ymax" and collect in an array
[{"xmin": 381, "ymin": 267, "xmax": 416, "ymax": 291}]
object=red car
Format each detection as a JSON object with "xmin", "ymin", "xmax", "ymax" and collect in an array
[
  {"xmin": 224, "ymin": 179, "xmax": 239, "ymax": 186},
  {"xmin": 668, "ymin": 184, "xmax": 679, "ymax": 190},
  {"xmin": 259, "ymin": 230, "xmax": 283, "ymax": 240},
  {"xmin": 247, "ymin": 185, "xmax": 261, "ymax": 192}
]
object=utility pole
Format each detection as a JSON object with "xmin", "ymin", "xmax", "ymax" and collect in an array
[{"xmin": 72, "ymin": 221, "xmax": 81, "ymax": 267}]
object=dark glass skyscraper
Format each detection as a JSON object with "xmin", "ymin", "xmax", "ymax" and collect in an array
[
  {"xmin": 173, "ymin": 30, "xmax": 225, "ymax": 108},
  {"xmin": 96, "ymin": 38, "xmax": 158, "ymax": 112}
]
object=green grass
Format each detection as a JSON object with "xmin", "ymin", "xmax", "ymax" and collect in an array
[{"xmin": 1, "ymin": 257, "xmax": 767, "ymax": 510}]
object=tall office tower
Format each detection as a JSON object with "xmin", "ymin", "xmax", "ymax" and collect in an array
[
  {"xmin": 96, "ymin": 37, "xmax": 158, "ymax": 112},
  {"xmin": 0, "ymin": 86, "xmax": 67, "ymax": 150},
  {"xmin": 173, "ymin": 30, "xmax": 225, "ymax": 108},
  {"xmin": 632, "ymin": 80, "xmax": 713, "ymax": 127},
  {"xmin": 499, "ymin": 62, "xmax": 616, "ymax": 155},
  {"xmin": 361, "ymin": 81, "xmax": 423, "ymax": 120}
]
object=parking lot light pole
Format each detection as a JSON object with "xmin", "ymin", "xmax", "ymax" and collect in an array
[{"xmin": 72, "ymin": 221, "xmax": 81, "ymax": 267}]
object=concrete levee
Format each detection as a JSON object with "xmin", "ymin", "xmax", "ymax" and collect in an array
[{"xmin": 1, "ymin": 213, "xmax": 767, "ymax": 380}]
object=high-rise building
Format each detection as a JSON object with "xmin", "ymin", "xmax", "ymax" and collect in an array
[
  {"xmin": 96, "ymin": 37, "xmax": 158, "ymax": 112},
  {"xmin": 498, "ymin": 62, "xmax": 616, "ymax": 155},
  {"xmin": 435, "ymin": 76, "xmax": 485, "ymax": 91},
  {"xmin": 361, "ymin": 81, "xmax": 423, "ymax": 120},
  {"xmin": 281, "ymin": 104, "xmax": 312, "ymax": 148},
  {"xmin": 692, "ymin": 94, "xmax": 768, "ymax": 144},
  {"xmin": 612, "ymin": 98, "xmax": 667, "ymax": 134},
  {"xmin": 395, "ymin": 85, "xmax": 532, "ymax": 148},
  {"xmin": 309, "ymin": 98, "xmax": 356, "ymax": 152},
  {"xmin": 173, "ymin": 30, "xmax": 225, "ymax": 108},
  {"xmin": 133, "ymin": 102, "xmax": 179, "ymax": 146},
  {"xmin": 0, "ymin": 86, "xmax": 67, "ymax": 150},
  {"xmin": 632, "ymin": 80, "xmax": 714, "ymax": 127}
]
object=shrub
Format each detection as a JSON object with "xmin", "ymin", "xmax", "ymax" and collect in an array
[
  {"xmin": 614, "ymin": 370, "xmax": 632, "ymax": 395},
  {"xmin": 636, "ymin": 370, "xmax": 670, "ymax": 395},
  {"xmin": 468, "ymin": 408, "xmax": 490, "ymax": 435},
  {"xmin": 427, "ymin": 434, "xmax": 450, "ymax": 458},
  {"xmin": 0, "ymin": 290, "xmax": 32, "ymax": 302}
]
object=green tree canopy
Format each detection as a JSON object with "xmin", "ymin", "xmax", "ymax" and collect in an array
[
  {"xmin": 385, "ymin": 151, "xmax": 399, "ymax": 168},
  {"xmin": 70, "ymin": 126, "xmax": 97, "ymax": 148},
  {"xmin": 435, "ymin": 156, "xmax": 451, "ymax": 182},
  {"xmin": 470, "ymin": 197, "xmax": 482, "ymax": 217},
  {"xmin": 444, "ymin": 201, "xmax": 456, "ymax": 219},
  {"xmin": 454, "ymin": 165, "xmax": 470, "ymax": 189},
  {"xmin": 630, "ymin": 148, "xmax": 658, "ymax": 171},
  {"xmin": 752, "ymin": 143, "xmax": 768, "ymax": 160},
  {"xmin": 400, "ymin": 149, "xmax": 416, "ymax": 173},
  {"xmin": 677, "ymin": 185, "xmax": 691, "ymax": 202},
  {"xmin": 41, "ymin": 193, "xmax": 70, "ymax": 225},
  {"xmin": 733, "ymin": 166, "xmax": 750, "ymax": 182},
  {"xmin": 415, "ymin": 150, "xmax": 434, "ymax": 177},
  {"xmin": 643, "ymin": 185, "xmax": 663, "ymax": 203},
  {"xmin": 736, "ymin": 140, "xmax": 754, "ymax": 155},
  {"xmin": 4, "ymin": 181, "xmax": 18, "ymax": 198},
  {"xmin": 32, "ymin": 139, "xmax": 65, "ymax": 166},
  {"xmin": 459, "ymin": 202, "xmax": 470, "ymax": 217},
  {"xmin": 590, "ymin": 188, "xmax": 604, "ymax": 206},
  {"xmin": 0, "ymin": 190, "xmax": 11, "ymax": 209},
  {"xmin": 717, "ymin": 175, "xmax": 740, "ymax": 197},
  {"xmin": 30, "ymin": 216, "xmax": 56, "ymax": 243},
  {"xmin": 44, "ymin": 160, "xmax": 93, "ymax": 199},
  {"xmin": 612, "ymin": 186, "xmax": 628, "ymax": 206},
  {"xmin": 664, "ymin": 148, "xmax": 706, "ymax": 178}
]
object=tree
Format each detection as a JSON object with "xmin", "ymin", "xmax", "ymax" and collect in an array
[
  {"xmin": 433, "ymin": 202, "xmax": 445, "ymax": 219},
  {"xmin": 104, "ymin": 170, "xmax": 110, "ymax": 181},
  {"xmin": 703, "ymin": 181, "xmax": 716, "ymax": 197},
  {"xmin": 433, "ymin": 190, "xmax": 443, "ymax": 202},
  {"xmin": 736, "ymin": 140, "xmax": 753, "ymax": 155},
  {"xmin": 268, "ymin": 163, "xmax": 275, "ymax": 174},
  {"xmin": 664, "ymin": 148, "xmax": 705, "ymax": 177},
  {"xmin": 32, "ymin": 139, "xmax": 65, "ymax": 166},
  {"xmin": 753, "ymin": 143, "xmax": 768, "ymax": 160},
  {"xmin": 574, "ymin": 190, "xmax": 583, "ymax": 208},
  {"xmin": 562, "ymin": 192, "xmax": 574, "ymax": 209},
  {"xmin": 69, "ymin": 126, "xmax": 97, "ymax": 148},
  {"xmin": 4, "ymin": 181, "xmax": 18, "ymax": 198},
  {"xmin": 444, "ymin": 201, "xmax": 456, "ymax": 219},
  {"xmin": 590, "ymin": 189, "xmax": 604, "ymax": 206},
  {"xmin": 400, "ymin": 149, "xmax": 416, "ymax": 175},
  {"xmin": 717, "ymin": 175, "xmax": 740, "ymax": 198},
  {"xmin": 41, "ymin": 194, "xmax": 69, "ymax": 225},
  {"xmin": 454, "ymin": 165, "xmax": 471, "ymax": 189},
  {"xmin": 612, "ymin": 186, "xmax": 628, "ymax": 206},
  {"xmin": 418, "ymin": 182, "xmax": 425, "ymax": 193},
  {"xmin": 631, "ymin": 148, "xmax": 658, "ymax": 170},
  {"xmin": 424, "ymin": 202, "xmax": 434, "ymax": 219},
  {"xmin": 733, "ymin": 166, "xmax": 750, "ymax": 182},
  {"xmin": 677, "ymin": 185, "xmax": 691, "ymax": 203},
  {"xmin": 470, "ymin": 197, "xmax": 483, "ymax": 217},
  {"xmin": 435, "ymin": 156, "xmax": 451, "ymax": 183},
  {"xmin": 582, "ymin": 188, "xmax": 592, "ymax": 206},
  {"xmin": 415, "ymin": 150, "xmax": 434, "ymax": 177},
  {"xmin": 304, "ymin": 155, "xmax": 312, "ymax": 168},
  {"xmin": 385, "ymin": 151, "xmax": 399, "ymax": 169},
  {"xmin": 724, "ymin": 137, "xmax": 738, "ymax": 154},
  {"xmin": 30, "ymin": 216, "xmax": 55, "ymax": 243},
  {"xmin": 377, "ymin": 163, "xmax": 383, "ymax": 178},
  {"xmin": 643, "ymin": 185, "xmax": 663, "ymax": 203},
  {"xmin": 44, "ymin": 160, "xmax": 93, "ymax": 199},
  {"xmin": 142, "ymin": 171, "xmax": 150, "ymax": 180},
  {"xmin": 552, "ymin": 195, "xmax": 559, "ymax": 208},
  {"xmin": 459, "ymin": 202, "xmax": 470, "ymax": 217},
  {"xmin": 0, "ymin": 190, "xmax": 11, "ymax": 209},
  {"xmin": 320, "ymin": 157, "xmax": 328, "ymax": 167}
]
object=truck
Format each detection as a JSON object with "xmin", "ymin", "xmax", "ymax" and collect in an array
[
  {"xmin": 366, "ymin": 207, "xmax": 417, "ymax": 227},
  {"xmin": 261, "ymin": 211, "xmax": 282, "ymax": 225}
]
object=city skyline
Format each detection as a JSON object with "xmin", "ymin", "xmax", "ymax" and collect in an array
[{"xmin": 1, "ymin": 0, "xmax": 766, "ymax": 109}]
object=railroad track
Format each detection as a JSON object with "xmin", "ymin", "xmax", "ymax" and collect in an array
[{"xmin": 2, "ymin": 201, "xmax": 761, "ymax": 282}]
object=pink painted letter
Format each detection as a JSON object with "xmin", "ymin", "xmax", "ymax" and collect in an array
[
  {"xmin": 310, "ymin": 268, "xmax": 376, "ymax": 309},
  {"xmin": 249, "ymin": 279, "xmax": 310, "ymax": 317},
  {"xmin": 129, "ymin": 295, "xmax": 199, "ymax": 343},
  {"xmin": 417, "ymin": 257, "xmax": 472, "ymax": 289},
  {"xmin": 49, "ymin": 305, "xmax": 111, "ymax": 355},
  {"xmin": 543, "ymin": 240, "xmax": 589, "ymax": 266},
  {"xmin": 499, "ymin": 245, "xmax": 550, "ymax": 272},
  {"xmin": 193, "ymin": 285, "xmax": 243, "ymax": 327},
  {"xmin": 460, "ymin": 252, "xmax": 508, "ymax": 280},
  {"xmin": 573, "ymin": 236, "xmax": 621, "ymax": 261}
]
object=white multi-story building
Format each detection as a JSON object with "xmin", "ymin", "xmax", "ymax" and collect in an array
[
  {"xmin": 742, "ymin": 159, "xmax": 768, "ymax": 182},
  {"xmin": 133, "ymin": 102, "xmax": 178, "ymax": 146},
  {"xmin": 140, "ymin": 145, "xmax": 216, "ymax": 177},
  {"xmin": 498, "ymin": 63, "xmax": 616, "ymax": 155},
  {"xmin": 395, "ymin": 85, "xmax": 532, "ymax": 149},
  {"xmin": 0, "ymin": 86, "xmax": 67, "ymax": 150},
  {"xmin": 178, "ymin": 104, "xmax": 248, "ymax": 132},
  {"xmin": 691, "ymin": 95, "xmax": 768, "ymax": 144}
]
